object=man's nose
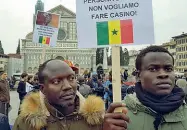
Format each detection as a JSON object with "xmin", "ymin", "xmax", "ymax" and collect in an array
[
  {"xmin": 157, "ymin": 69, "xmax": 169, "ymax": 79},
  {"xmin": 61, "ymin": 79, "xmax": 72, "ymax": 91}
]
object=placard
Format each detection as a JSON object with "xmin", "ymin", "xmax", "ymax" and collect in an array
[
  {"xmin": 33, "ymin": 11, "xmax": 60, "ymax": 47},
  {"xmin": 76, "ymin": 0, "xmax": 155, "ymax": 48}
]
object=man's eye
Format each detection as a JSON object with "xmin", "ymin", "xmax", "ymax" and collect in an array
[
  {"xmin": 52, "ymin": 79, "xmax": 61, "ymax": 85},
  {"xmin": 148, "ymin": 68, "xmax": 157, "ymax": 72},
  {"xmin": 166, "ymin": 67, "xmax": 173, "ymax": 72},
  {"xmin": 68, "ymin": 76, "xmax": 75, "ymax": 81}
]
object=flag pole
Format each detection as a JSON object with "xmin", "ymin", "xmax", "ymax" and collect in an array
[
  {"xmin": 41, "ymin": 44, "xmax": 47, "ymax": 64},
  {"xmin": 112, "ymin": 46, "xmax": 123, "ymax": 112}
]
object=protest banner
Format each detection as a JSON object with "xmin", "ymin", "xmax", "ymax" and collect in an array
[
  {"xmin": 76, "ymin": 0, "xmax": 154, "ymax": 48},
  {"xmin": 32, "ymin": 11, "xmax": 60, "ymax": 63},
  {"xmin": 76, "ymin": 0, "xmax": 154, "ymax": 110},
  {"xmin": 33, "ymin": 11, "xmax": 60, "ymax": 47}
]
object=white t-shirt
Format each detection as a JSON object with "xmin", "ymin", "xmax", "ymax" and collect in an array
[{"xmin": 26, "ymin": 82, "xmax": 34, "ymax": 93}]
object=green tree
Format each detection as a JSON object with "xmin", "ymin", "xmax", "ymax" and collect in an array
[
  {"xmin": 0, "ymin": 41, "xmax": 4, "ymax": 54},
  {"xmin": 107, "ymin": 55, "xmax": 112, "ymax": 66},
  {"xmin": 107, "ymin": 47, "xmax": 129, "ymax": 66},
  {"xmin": 96, "ymin": 48, "xmax": 104, "ymax": 65},
  {"xmin": 123, "ymin": 48, "xmax": 129, "ymax": 66},
  {"xmin": 16, "ymin": 39, "xmax": 21, "ymax": 54},
  {"xmin": 120, "ymin": 47, "xmax": 125, "ymax": 66}
]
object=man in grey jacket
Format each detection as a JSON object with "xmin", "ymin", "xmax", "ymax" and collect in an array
[{"xmin": 77, "ymin": 76, "xmax": 92, "ymax": 97}]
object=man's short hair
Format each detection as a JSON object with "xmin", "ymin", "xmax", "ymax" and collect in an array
[
  {"xmin": 28, "ymin": 75, "xmax": 33, "ymax": 81},
  {"xmin": 21, "ymin": 72, "xmax": 28, "ymax": 79},
  {"xmin": 135, "ymin": 45, "xmax": 174, "ymax": 71},
  {"xmin": 38, "ymin": 59, "xmax": 57, "ymax": 84}
]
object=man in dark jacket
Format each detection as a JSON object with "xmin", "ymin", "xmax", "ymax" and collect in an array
[
  {"xmin": 17, "ymin": 72, "xmax": 28, "ymax": 114},
  {"xmin": 0, "ymin": 113, "xmax": 10, "ymax": 130},
  {"xmin": 124, "ymin": 69, "xmax": 128, "ymax": 81},
  {"xmin": 17, "ymin": 73, "xmax": 28, "ymax": 101}
]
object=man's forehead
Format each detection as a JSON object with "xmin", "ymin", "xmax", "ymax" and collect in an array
[
  {"xmin": 142, "ymin": 52, "xmax": 173, "ymax": 66},
  {"xmin": 44, "ymin": 60, "xmax": 74, "ymax": 77}
]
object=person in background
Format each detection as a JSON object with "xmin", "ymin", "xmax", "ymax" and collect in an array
[
  {"xmin": 0, "ymin": 113, "xmax": 11, "ymax": 130},
  {"xmin": 123, "ymin": 69, "xmax": 128, "ymax": 81},
  {"xmin": 27, "ymin": 75, "xmax": 33, "ymax": 85},
  {"xmin": 176, "ymin": 77, "xmax": 187, "ymax": 102},
  {"xmin": 77, "ymin": 76, "xmax": 92, "ymax": 97},
  {"xmin": 103, "ymin": 71, "xmax": 112, "ymax": 109},
  {"xmin": 9, "ymin": 76, "xmax": 14, "ymax": 90},
  {"xmin": 176, "ymin": 77, "xmax": 187, "ymax": 90},
  {"xmin": 124, "ymin": 46, "xmax": 187, "ymax": 130},
  {"xmin": 87, "ymin": 72, "xmax": 102, "ymax": 89},
  {"xmin": 0, "ymin": 70, "xmax": 10, "ymax": 116},
  {"xmin": 32, "ymin": 75, "xmax": 40, "ymax": 92},
  {"xmin": 17, "ymin": 72, "xmax": 28, "ymax": 114}
]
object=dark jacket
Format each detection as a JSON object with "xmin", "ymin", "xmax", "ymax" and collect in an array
[
  {"xmin": 0, "ymin": 113, "xmax": 11, "ymax": 130},
  {"xmin": 17, "ymin": 81, "xmax": 26, "ymax": 101}
]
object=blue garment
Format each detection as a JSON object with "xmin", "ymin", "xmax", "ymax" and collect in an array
[
  {"xmin": 103, "ymin": 80, "xmax": 112, "ymax": 100},
  {"xmin": 0, "ymin": 113, "xmax": 11, "ymax": 130},
  {"xmin": 103, "ymin": 80, "xmax": 112, "ymax": 109}
]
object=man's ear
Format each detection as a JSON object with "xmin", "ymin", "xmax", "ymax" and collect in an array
[
  {"xmin": 136, "ymin": 70, "xmax": 141, "ymax": 82},
  {"xmin": 40, "ymin": 84, "xmax": 46, "ymax": 94},
  {"xmin": 136, "ymin": 70, "xmax": 140, "ymax": 77}
]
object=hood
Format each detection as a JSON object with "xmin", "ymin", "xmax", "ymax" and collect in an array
[{"xmin": 19, "ymin": 91, "xmax": 105, "ymax": 129}]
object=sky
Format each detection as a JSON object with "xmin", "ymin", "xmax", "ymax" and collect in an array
[{"xmin": 0, "ymin": 0, "xmax": 187, "ymax": 54}]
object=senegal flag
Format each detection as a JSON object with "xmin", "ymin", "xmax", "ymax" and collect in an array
[
  {"xmin": 39, "ymin": 36, "xmax": 50, "ymax": 45},
  {"xmin": 96, "ymin": 19, "xmax": 134, "ymax": 45}
]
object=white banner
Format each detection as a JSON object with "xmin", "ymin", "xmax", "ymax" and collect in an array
[
  {"xmin": 33, "ymin": 11, "xmax": 60, "ymax": 47},
  {"xmin": 76, "ymin": 0, "xmax": 155, "ymax": 48}
]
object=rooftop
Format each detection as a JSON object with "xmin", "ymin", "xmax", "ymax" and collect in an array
[
  {"xmin": 172, "ymin": 33, "xmax": 187, "ymax": 39},
  {"xmin": 161, "ymin": 41, "xmax": 176, "ymax": 47},
  {"xmin": 7, "ymin": 54, "xmax": 21, "ymax": 59}
]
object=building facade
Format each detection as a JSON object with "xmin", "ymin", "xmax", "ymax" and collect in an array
[
  {"xmin": 161, "ymin": 33, "xmax": 187, "ymax": 73},
  {"xmin": 21, "ymin": 2, "xmax": 96, "ymax": 75},
  {"xmin": 7, "ymin": 54, "xmax": 23, "ymax": 78},
  {"xmin": 173, "ymin": 33, "xmax": 187, "ymax": 72},
  {"xmin": 161, "ymin": 40, "xmax": 176, "ymax": 68}
]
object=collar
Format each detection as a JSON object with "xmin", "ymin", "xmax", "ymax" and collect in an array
[
  {"xmin": 44, "ymin": 95, "xmax": 82, "ymax": 120},
  {"xmin": 124, "ymin": 94, "xmax": 187, "ymax": 122}
]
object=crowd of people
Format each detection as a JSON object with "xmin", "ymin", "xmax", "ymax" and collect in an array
[{"xmin": 0, "ymin": 45, "xmax": 187, "ymax": 130}]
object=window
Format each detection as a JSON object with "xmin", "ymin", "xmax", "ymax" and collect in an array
[
  {"xmin": 68, "ymin": 22, "xmax": 77, "ymax": 40},
  {"xmin": 170, "ymin": 45, "xmax": 175, "ymax": 49},
  {"xmin": 179, "ymin": 40, "xmax": 181, "ymax": 44},
  {"xmin": 179, "ymin": 55, "xmax": 181, "ymax": 59},
  {"xmin": 60, "ymin": 22, "xmax": 68, "ymax": 31},
  {"xmin": 182, "ymin": 39, "xmax": 185, "ymax": 44}
]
